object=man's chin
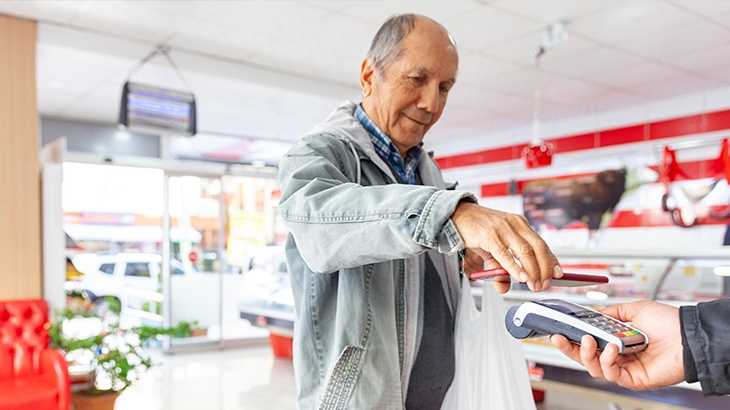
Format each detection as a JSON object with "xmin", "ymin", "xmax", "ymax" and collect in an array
[{"xmin": 392, "ymin": 132, "xmax": 426, "ymax": 151}]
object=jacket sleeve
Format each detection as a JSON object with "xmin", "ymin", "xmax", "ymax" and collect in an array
[
  {"xmin": 278, "ymin": 133, "xmax": 476, "ymax": 273},
  {"xmin": 680, "ymin": 298, "xmax": 730, "ymax": 396}
]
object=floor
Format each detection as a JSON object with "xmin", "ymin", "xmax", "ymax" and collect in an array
[{"xmin": 111, "ymin": 344, "xmax": 687, "ymax": 410}]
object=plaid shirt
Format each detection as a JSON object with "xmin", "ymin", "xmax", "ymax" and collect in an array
[{"xmin": 355, "ymin": 104, "xmax": 422, "ymax": 185}]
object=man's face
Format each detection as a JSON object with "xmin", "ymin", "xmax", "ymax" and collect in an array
[{"xmin": 361, "ymin": 21, "xmax": 458, "ymax": 157}]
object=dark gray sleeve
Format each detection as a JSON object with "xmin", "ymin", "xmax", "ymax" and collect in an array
[{"xmin": 679, "ymin": 299, "xmax": 730, "ymax": 396}]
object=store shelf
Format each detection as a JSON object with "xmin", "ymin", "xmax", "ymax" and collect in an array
[{"xmin": 553, "ymin": 248, "xmax": 730, "ymax": 260}]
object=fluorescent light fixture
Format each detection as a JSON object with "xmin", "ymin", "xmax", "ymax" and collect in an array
[
  {"xmin": 585, "ymin": 291, "xmax": 608, "ymax": 301},
  {"xmin": 713, "ymin": 266, "xmax": 730, "ymax": 276}
]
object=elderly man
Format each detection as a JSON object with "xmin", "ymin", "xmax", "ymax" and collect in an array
[{"xmin": 278, "ymin": 13, "xmax": 562, "ymax": 410}]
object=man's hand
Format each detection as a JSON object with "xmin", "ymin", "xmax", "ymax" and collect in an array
[
  {"xmin": 550, "ymin": 300, "xmax": 685, "ymax": 391},
  {"xmin": 451, "ymin": 201, "xmax": 562, "ymax": 292}
]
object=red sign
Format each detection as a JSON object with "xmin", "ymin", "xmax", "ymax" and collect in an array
[{"xmin": 188, "ymin": 251, "xmax": 198, "ymax": 263}]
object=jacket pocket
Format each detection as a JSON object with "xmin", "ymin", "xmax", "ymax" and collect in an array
[{"xmin": 317, "ymin": 345, "xmax": 363, "ymax": 410}]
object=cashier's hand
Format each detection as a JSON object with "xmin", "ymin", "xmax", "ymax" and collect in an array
[
  {"xmin": 451, "ymin": 201, "xmax": 562, "ymax": 293},
  {"xmin": 550, "ymin": 300, "xmax": 685, "ymax": 391}
]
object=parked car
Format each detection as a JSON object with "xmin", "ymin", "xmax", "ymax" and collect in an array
[
  {"xmin": 65, "ymin": 253, "xmax": 196, "ymax": 314},
  {"xmin": 238, "ymin": 246, "xmax": 294, "ymax": 331}
]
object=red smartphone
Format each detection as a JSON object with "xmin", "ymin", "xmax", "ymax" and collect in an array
[{"xmin": 470, "ymin": 268, "xmax": 609, "ymax": 287}]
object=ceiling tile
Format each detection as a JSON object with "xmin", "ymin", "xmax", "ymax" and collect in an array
[
  {"xmin": 36, "ymin": 43, "xmax": 127, "ymax": 96},
  {"xmin": 566, "ymin": 89, "xmax": 649, "ymax": 113},
  {"xmin": 275, "ymin": 14, "xmax": 375, "ymax": 60},
  {"xmin": 667, "ymin": 41, "xmax": 730, "ymax": 72},
  {"xmin": 705, "ymin": 67, "xmax": 730, "ymax": 84},
  {"xmin": 299, "ymin": 1, "xmax": 357, "ymax": 13},
  {"xmin": 445, "ymin": 5, "xmax": 544, "ymax": 51},
  {"xmin": 55, "ymin": 88, "xmax": 120, "ymax": 123},
  {"xmin": 448, "ymin": 87, "xmax": 533, "ymax": 117},
  {"xmin": 592, "ymin": 62, "xmax": 686, "ymax": 89},
  {"xmin": 244, "ymin": 38, "xmax": 359, "ymax": 85},
  {"xmin": 491, "ymin": 0, "xmax": 616, "ymax": 24},
  {"xmin": 140, "ymin": 1, "xmax": 224, "ymax": 20},
  {"xmin": 641, "ymin": 74, "xmax": 724, "ymax": 99},
  {"xmin": 201, "ymin": 2, "xmax": 330, "ymax": 42},
  {"xmin": 0, "ymin": 1, "xmax": 86, "ymax": 24},
  {"xmin": 457, "ymin": 52, "xmax": 521, "ymax": 86},
  {"xmin": 71, "ymin": 1, "xmax": 195, "ymax": 44},
  {"xmin": 669, "ymin": 0, "xmax": 730, "ymax": 21},
  {"xmin": 540, "ymin": 46, "xmax": 645, "ymax": 78},
  {"xmin": 474, "ymin": 67, "xmax": 583, "ymax": 103},
  {"xmin": 168, "ymin": 21, "xmax": 277, "ymax": 62},
  {"xmin": 427, "ymin": 109, "xmax": 526, "ymax": 142},
  {"xmin": 484, "ymin": 32, "xmax": 600, "ymax": 66},
  {"xmin": 334, "ymin": 0, "xmax": 481, "ymax": 27},
  {"xmin": 568, "ymin": 0, "xmax": 699, "ymax": 44},
  {"xmin": 614, "ymin": 19, "xmax": 730, "ymax": 61}
]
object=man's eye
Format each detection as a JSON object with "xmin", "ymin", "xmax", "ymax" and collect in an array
[
  {"xmin": 409, "ymin": 76, "xmax": 425, "ymax": 84},
  {"xmin": 440, "ymin": 86, "xmax": 451, "ymax": 94}
]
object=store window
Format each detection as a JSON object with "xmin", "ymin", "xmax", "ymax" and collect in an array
[{"xmin": 62, "ymin": 161, "xmax": 289, "ymax": 346}]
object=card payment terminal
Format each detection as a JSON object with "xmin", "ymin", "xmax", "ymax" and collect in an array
[{"xmin": 505, "ymin": 299, "xmax": 648, "ymax": 354}]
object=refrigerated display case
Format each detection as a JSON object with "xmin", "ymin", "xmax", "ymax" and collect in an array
[{"xmin": 482, "ymin": 248, "xmax": 730, "ymax": 410}]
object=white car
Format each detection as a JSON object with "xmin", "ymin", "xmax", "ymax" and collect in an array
[
  {"xmin": 65, "ymin": 253, "xmax": 195, "ymax": 313},
  {"xmin": 237, "ymin": 246, "xmax": 294, "ymax": 333}
]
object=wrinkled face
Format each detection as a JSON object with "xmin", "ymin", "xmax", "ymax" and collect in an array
[{"xmin": 361, "ymin": 21, "xmax": 458, "ymax": 157}]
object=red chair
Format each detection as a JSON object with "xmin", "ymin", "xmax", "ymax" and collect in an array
[{"xmin": 0, "ymin": 299, "xmax": 70, "ymax": 410}]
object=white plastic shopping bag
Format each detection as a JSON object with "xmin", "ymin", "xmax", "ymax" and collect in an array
[{"xmin": 441, "ymin": 275, "xmax": 537, "ymax": 410}]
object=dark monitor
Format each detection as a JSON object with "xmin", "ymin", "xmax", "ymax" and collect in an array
[{"xmin": 119, "ymin": 81, "xmax": 196, "ymax": 136}]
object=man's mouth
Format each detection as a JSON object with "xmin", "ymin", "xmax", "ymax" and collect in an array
[{"xmin": 404, "ymin": 114, "xmax": 429, "ymax": 126}]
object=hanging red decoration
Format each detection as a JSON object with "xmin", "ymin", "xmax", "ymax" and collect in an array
[
  {"xmin": 660, "ymin": 138, "xmax": 730, "ymax": 228},
  {"xmin": 660, "ymin": 138, "xmax": 730, "ymax": 187},
  {"xmin": 522, "ymin": 141, "xmax": 554, "ymax": 169}
]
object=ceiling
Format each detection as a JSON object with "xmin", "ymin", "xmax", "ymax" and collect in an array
[{"xmin": 2, "ymin": 0, "xmax": 730, "ymax": 161}]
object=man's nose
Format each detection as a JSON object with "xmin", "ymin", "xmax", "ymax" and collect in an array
[{"xmin": 418, "ymin": 83, "xmax": 441, "ymax": 114}]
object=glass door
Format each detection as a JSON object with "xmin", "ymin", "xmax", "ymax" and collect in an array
[
  {"xmin": 222, "ymin": 175, "xmax": 287, "ymax": 343},
  {"xmin": 163, "ymin": 173, "xmax": 283, "ymax": 348},
  {"xmin": 164, "ymin": 175, "xmax": 223, "ymax": 350}
]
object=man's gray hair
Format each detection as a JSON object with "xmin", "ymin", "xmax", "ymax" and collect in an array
[
  {"xmin": 367, "ymin": 14, "xmax": 456, "ymax": 81},
  {"xmin": 366, "ymin": 14, "xmax": 417, "ymax": 81}
]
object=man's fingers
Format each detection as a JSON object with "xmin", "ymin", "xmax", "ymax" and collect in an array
[
  {"xmin": 599, "ymin": 304, "xmax": 622, "ymax": 321},
  {"xmin": 451, "ymin": 203, "xmax": 560, "ymax": 291},
  {"xmin": 550, "ymin": 335, "xmax": 583, "ymax": 364},
  {"xmin": 486, "ymin": 242, "xmax": 534, "ymax": 290},
  {"xmin": 488, "ymin": 216, "xmax": 558, "ymax": 291},
  {"xmin": 578, "ymin": 335, "xmax": 604, "ymax": 379},
  {"xmin": 598, "ymin": 344, "xmax": 622, "ymax": 383},
  {"xmin": 492, "ymin": 279, "xmax": 511, "ymax": 294}
]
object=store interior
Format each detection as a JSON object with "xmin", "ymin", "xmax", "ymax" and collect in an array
[{"xmin": 2, "ymin": 1, "xmax": 730, "ymax": 409}]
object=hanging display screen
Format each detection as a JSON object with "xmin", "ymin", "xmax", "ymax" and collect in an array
[{"xmin": 119, "ymin": 81, "xmax": 196, "ymax": 136}]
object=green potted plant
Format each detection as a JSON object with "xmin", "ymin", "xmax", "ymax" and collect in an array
[{"xmin": 50, "ymin": 297, "xmax": 195, "ymax": 410}]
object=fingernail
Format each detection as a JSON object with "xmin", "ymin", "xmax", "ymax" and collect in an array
[
  {"xmin": 542, "ymin": 279, "xmax": 551, "ymax": 290},
  {"xmin": 554, "ymin": 265, "xmax": 564, "ymax": 278},
  {"xmin": 519, "ymin": 271, "xmax": 529, "ymax": 283}
]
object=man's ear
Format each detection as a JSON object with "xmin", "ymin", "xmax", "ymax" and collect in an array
[{"xmin": 360, "ymin": 58, "xmax": 375, "ymax": 98}]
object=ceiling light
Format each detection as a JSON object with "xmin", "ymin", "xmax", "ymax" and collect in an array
[
  {"xmin": 585, "ymin": 291, "xmax": 608, "ymax": 301},
  {"xmin": 713, "ymin": 266, "xmax": 730, "ymax": 276}
]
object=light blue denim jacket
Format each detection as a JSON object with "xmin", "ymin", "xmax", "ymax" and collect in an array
[{"xmin": 278, "ymin": 101, "xmax": 477, "ymax": 410}]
